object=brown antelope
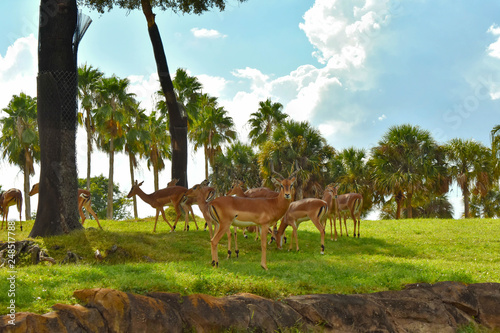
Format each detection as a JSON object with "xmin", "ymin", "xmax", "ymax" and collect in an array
[
  {"xmin": 208, "ymin": 176, "xmax": 296, "ymax": 270},
  {"xmin": 127, "ymin": 181, "xmax": 192, "ymax": 233},
  {"xmin": 29, "ymin": 183, "xmax": 102, "ymax": 229},
  {"xmin": 183, "ymin": 181, "xmax": 216, "ymax": 237},
  {"xmin": 275, "ymin": 197, "xmax": 328, "ymax": 254},
  {"xmin": 0, "ymin": 189, "xmax": 23, "ymax": 230},
  {"xmin": 336, "ymin": 192, "xmax": 364, "ymax": 238},
  {"xmin": 321, "ymin": 184, "xmax": 340, "ymax": 241},
  {"xmin": 226, "ymin": 180, "xmax": 278, "ymax": 198},
  {"xmin": 226, "ymin": 180, "xmax": 278, "ymax": 240}
]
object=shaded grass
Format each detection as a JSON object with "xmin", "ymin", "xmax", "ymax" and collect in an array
[{"xmin": 1, "ymin": 215, "xmax": 499, "ymax": 315}]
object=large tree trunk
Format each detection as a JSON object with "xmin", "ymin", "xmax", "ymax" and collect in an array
[
  {"xmin": 141, "ymin": 0, "xmax": 188, "ymax": 188},
  {"xmin": 30, "ymin": 0, "xmax": 82, "ymax": 237}
]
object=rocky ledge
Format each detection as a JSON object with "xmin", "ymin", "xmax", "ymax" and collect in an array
[{"xmin": 1, "ymin": 281, "xmax": 499, "ymax": 332}]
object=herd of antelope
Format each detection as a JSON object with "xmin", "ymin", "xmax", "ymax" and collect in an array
[{"xmin": 0, "ymin": 174, "xmax": 363, "ymax": 270}]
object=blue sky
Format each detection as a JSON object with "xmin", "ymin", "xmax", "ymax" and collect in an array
[{"xmin": 1, "ymin": 0, "xmax": 500, "ymax": 219}]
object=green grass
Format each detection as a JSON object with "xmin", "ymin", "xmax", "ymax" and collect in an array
[{"xmin": 1, "ymin": 215, "xmax": 499, "ymax": 316}]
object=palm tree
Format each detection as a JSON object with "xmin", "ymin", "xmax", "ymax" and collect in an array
[
  {"xmin": 330, "ymin": 147, "xmax": 373, "ymax": 214},
  {"xmin": 189, "ymin": 93, "xmax": 236, "ymax": 179},
  {"xmin": 445, "ymin": 138, "xmax": 491, "ymax": 218},
  {"xmin": 124, "ymin": 101, "xmax": 151, "ymax": 218},
  {"xmin": 94, "ymin": 75, "xmax": 135, "ymax": 219},
  {"xmin": 145, "ymin": 110, "xmax": 171, "ymax": 191},
  {"xmin": 248, "ymin": 98, "xmax": 288, "ymax": 146},
  {"xmin": 259, "ymin": 120, "xmax": 334, "ymax": 199},
  {"xmin": 0, "ymin": 93, "xmax": 40, "ymax": 220},
  {"xmin": 78, "ymin": 63, "xmax": 103, "ymax": 190},
  {"xmin": 369, "ymin": 124, "xmax": 447, "ymax": 219},
  {"xmin": 210, "ymin": 141, "xmax": 261, "ymax": 194}
]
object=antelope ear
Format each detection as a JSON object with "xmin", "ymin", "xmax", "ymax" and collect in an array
[
  {"xmin": 289, "ymin": 177, "xmax": 296, "ymax": 185},
  {"xmin": 138, "ymin": 181, "xmax": 144, "ymax": 186}
]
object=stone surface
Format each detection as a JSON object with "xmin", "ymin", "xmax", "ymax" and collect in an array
[{"xmin": 1, "ymin": 282, "xmax": 499, "ymax": 332}]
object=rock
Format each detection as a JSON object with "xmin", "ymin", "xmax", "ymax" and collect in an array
[{"xmin": 1, "ymin": 282, "xmax": 499, "ymax": 332}]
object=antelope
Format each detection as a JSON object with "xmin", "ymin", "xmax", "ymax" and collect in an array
[
  {"xmin": 321, "ymin": 184, "xmax": 340, "ymax": 241},
  {"xmin": 336, "ymin": 193, "xmax": 363, "ymax": 238},
  {"xmin": 0, "ymin": 189, "xmax": 23, "ymax": 231},
  {"xmin": 29, "ymin": 183, "xmax": 102, "ymax": 229},
  {"xmin": 208, "ymin": 176, "xmax": 296, "ymax": 270},
  {"xmin": 226, "ymin": 180, "xmax": 278, "ymax": 240},
  {"xmin": 275, "ymin": 197, "xmax": 328, "ymax": 254},
  {"xmin": 127, "ymin": 181, "xmax": 191, "ymax": 233},
  {"xmin": 183, "ymin": 181, "xmax": 216, "ymax": 237}
]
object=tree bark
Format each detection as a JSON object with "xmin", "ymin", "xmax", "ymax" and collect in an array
[
  {"xmin": 30, "ymin": 0, "xmax": 82, "ymax": 237},
  {"xmin": 24, "ymin": 160, "xmax": 31, "ymax": 220},
  {"xmin": 86, "ymin": 115, "xmax": 92, "ymax": 190},
  {"xmin": 107, "ymin": 138, "xmax": 114, "ymax": 219},
  {"xmin": 141, "ymin": 0, "xmax": 188, "ymax": 188},
  {"xmin": 129, "ymin": 153, "xmax": 138, "ymax": 219}
]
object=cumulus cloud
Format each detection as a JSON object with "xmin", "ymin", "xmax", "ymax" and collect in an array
[
  {"xmin": 487, "ymin": 24, "xmax": 500, "ymax": 59},
  {"xmin": 299, "ymin": 0, "xmax": 391, "ymax": 67},
  {"xmin": 0, "ymin": 34, "xmax": 37, "ymax": 109},
  {"xmin": 191, "ymin": 28, "xmax": 227, "ymax": 39}
]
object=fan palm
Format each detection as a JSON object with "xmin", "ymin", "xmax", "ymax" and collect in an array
[
  {"xmin": 0, "ymin": 93, "xmax": 39, "ymax": 220},
  {"xmin": 78, "ymin": 64, "xmax": 104, "ymax": 190},
  {"xmin": 369, "ymin": 124, "xmax": 446, "ymax": 219},
  {"xmin": 145, "ymin": 110, "xmax": 171, "ymax": 191},
  {"xmin": 248, "ymin": 98, "xmax": 288, "ymax": 146},
  {"xmin": 259, "ymin": 120, "xmax": 334, "ymax": 199},
  {"xmin": 124, "ymin": 102, "xmax": 151, "ymax": 218},
  {"xmin": 189, "ymin": 93, "xmax": 236, "ymax": 179},
  {"xmin": 444, "ymin": 138, "xmax": 491, "ymax": 218},
  {"xmin": 94, "ymin": 75, "xmax": 135, "ymax": 219}
]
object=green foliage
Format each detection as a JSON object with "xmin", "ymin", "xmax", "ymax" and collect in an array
[
  {"xmin": 78, "ymin": 175, "xmax": 132, "ymax": 220},
  {"xmin": 78, "ymin": 0, "xmax": 248, "ymax": 15},
  {"xmin": 1, "ymin": 217, "xmax": 499, "ymax": 315}
]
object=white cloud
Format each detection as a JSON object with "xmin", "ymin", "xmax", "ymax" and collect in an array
[
  {"xmin": 0, "ymin": 34, "xmax": 37, "ymax": 109},
  {"xmin": 127, "ymin": 72, "xmax": 160, "ymax": 113},
  {"xmin": 378, "ymin": 114, "xmax": 386, "ymax": 121},
  {"xmin": 299, "ymin": 0, "xmax": 391, "ymax": 67},
  {"xmin": 487, "ymin": 24, "xmax": 500, "ymax": 59},
  {"xmin": 196, "ymin": 74, "xmax": 227, "ymax": 98},
  {"xmin": 191, "ymin": 28, "xmax": 227, "ymax": 39}
]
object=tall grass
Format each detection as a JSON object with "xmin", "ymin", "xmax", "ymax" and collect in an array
[{"xmin": 1, "ymin": 215, "xmax": 499, "ymax": 315}]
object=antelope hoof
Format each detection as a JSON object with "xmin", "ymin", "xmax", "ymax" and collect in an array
[
  {"xmin": 187, "ymin": 225, "xmax": 189, "ymax": 231},
  {"xmin": 244, "ymin": 234, "xmax": 248, "ymax": 238},
  {"xmin": 261, "ymin": 265, "xmax": 268, "ymax": 271},
  {"xmin": 20, "ymin": 226, "xmax": 23, "ymax": 231},
  {"xmin": 320, "ymin": 251, "xmax": 324, "ymax": 255},
  {"xmin": 211, "ymin": 260, "xmax": 218, "ymax": 267},
  {"xmin": 235, "ymin": 249, "xmax": 239, "ymax": 258},
  {"xmin": 227, "ymin": 250, "xmax": 232, "ymax": 258}
]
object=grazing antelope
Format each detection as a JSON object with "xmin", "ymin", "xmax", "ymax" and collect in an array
[
  {"xmin": 275, "ymin": 197, "xmax": 328, "ymax": 254},
  {"xmin": 0, "ymin": 189, "xmax": 23, "ymax": 231},
  {"xmin": 208, "ymin": 176, "xmax": 296, "ymax": 270},
  {"xmin": 29, "ymin": 183, "xmax": 102, "ymax": 229},
  {"xmin": 127, "ymin": 181, "xmax": 191, "ymax": 233}
]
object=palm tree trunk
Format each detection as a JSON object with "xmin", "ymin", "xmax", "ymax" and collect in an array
[
  {"xmin": 23, "ymin": 161, "xmax": 31, "ymax": 220},
  {"xmin": 86, "ymin": 114, "xmax": 92, "ymax": 190},
  {"xmin": 204, "ymin": 145, "xmax": 209, "ymax": 180},
  {"xmin": 107, "ymin": 138, "xmax": 114, "ymax": 220},
  {"xmin": 129, "ymin": 153, "xmax": 138, "ymax": 219},
  {"xmin": 141, "ymin": 0, "xmax": 188, "ymax": 188},
  {"xmin": 463, "ymin": 186, "xmax": 470, "ymax": 218},
  {"xmin": 154, "ymin": 160, "xmax": 159, "ymax": 192}
]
